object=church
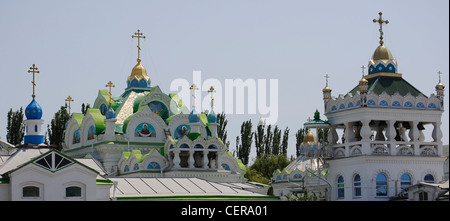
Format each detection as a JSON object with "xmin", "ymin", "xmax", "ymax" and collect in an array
[
  {"xmin": 271, "ymin": 12, "xmax": 448, "ymax": 201},
  {"xmin": 0, "ymin": 30, "xmax": 271, "ymax": 201}
]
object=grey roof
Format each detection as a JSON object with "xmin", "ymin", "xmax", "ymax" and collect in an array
[{"xmin": 109, "ymin": 177, "xmax": 273, "ymax": 199}]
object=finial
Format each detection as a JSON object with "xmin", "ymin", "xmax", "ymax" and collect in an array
[
  {"xmin": 438, "ymin": 71, "xmax": 442, "ymax": 83},
  {"xmin": 361, "ymin": 65, "xmax": 366, "ymax": 78},
  {"xmin": 189, "ymin": 84, "xmax": 199, "ymax": 109},
  {"xmin": 132, "ymin": 29, "xmax": 146, "ymax": 61},
  {"xmin": 324, "ymin": 74, "xmax": 330, "ymax": 87},
  {"xmin": 207, "ymin": 86, "xmax": 216, "ymax": 110},
  {"xmin": 28, "ymin": 64, "xmax": 40, "ymax": 98},
  {"xmin": 373, "ymin": 12, "xmax": 389, "ymax": 46},
  {"xmin": 105, "ymin": 81, "xmax": 115, "ymax": 106},
  {"xmin": 65, "ymin": 96, "xmax": 74, "ymax": 116}
]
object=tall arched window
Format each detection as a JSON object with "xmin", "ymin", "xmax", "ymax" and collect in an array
[
  {"xmin": 400, "ymin": 173, "xmax": 412, "ymax": 192},
  {"xmin": 353, "ymin": 174, "xmax": 361, "ymax": 197},
  {"xmin": 376, "ymin": 173, "xmax": 388, "ymax": 196},
  {"xmin": 424, "ymin": 174, "xmax": 434, "ymax": 183},
  {"xmin": 337, "ymin": 176, "xmax": 344, "ymax": 199}
]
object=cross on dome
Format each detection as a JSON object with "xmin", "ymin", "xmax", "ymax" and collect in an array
[{"xmin": 373, "ymin": 12, "xmax": 389, "ymax": 46}]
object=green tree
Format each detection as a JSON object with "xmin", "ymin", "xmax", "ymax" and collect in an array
[
  {"xmin": 271, "ymin": 125, "xmax": 281, "ymax": 155},
  {"xmin": 217, "ymin": 112, "xmax": 229, "ymax": 148},
  {"xmin": 281, "ymin": 126, "xmax": 290, "ymax": 155},
  {"xmin": 81, "ymin": 103, "xmax": 91, "ymax": 115},
  {"xmin": 249, "ymin": 154, "xmax": 291, "ymax": 181},
  {"xmin": 47, "ymin": 105, "xmax": 69, "ymax": 150},
  {"xmin": 236, "ymin": 120, "xmax": 253, "ymax": 165},
  {"xmin": 295, "ymin": 128, "xmax": 307, "ymax": 157},
  {"xmin": 254, "ymin": 121, "xmax": 266, "ymax": 157},
  {"xmin": 6, "ymin": 107, "xmax": 25, "ymax": 146}
]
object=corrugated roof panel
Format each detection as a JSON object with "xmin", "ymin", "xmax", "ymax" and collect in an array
[
  {"xmin": 188, "ymin": 178, "xmax": 221, "ymax": 193},
  {"xmin": 125, "ymin": 178, "xmax": 156, "ymax": 194},
  {"xmin": 174, "ymin": 178, "xmax": 205, "ymax": 194},
  {"xmin": 142, "ymin": 178, "xmax": 173, "ymax": 194},
  {"xmin": 157, "ymin": 178, "xmax": 189, "ymax": 194}
]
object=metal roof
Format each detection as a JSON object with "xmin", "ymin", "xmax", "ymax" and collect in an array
[{"xmin": 109, "ymin": 177, "xmax": 275, "ymax": 200}]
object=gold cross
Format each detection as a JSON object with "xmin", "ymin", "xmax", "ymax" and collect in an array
[
  {"xmin": 373, "ymin": 12, "xmax": 389, "ymax": 45},
  {"xmin": 132, "ymin": 29, "xmax": 146, "ymax": 61},
  {"xmin": 207, "ymin": 86, "xmax": 216, "ymax": 110},
  {"xmin": 28, "ymin": 64, "xmax": 40, "ymax": 98},
  {"xmin": 105, "ymin": 81, "xmax": 115, "ymax": 106},
  {"xmin": 189, "ymin": 84, "xmax": 199, "ymax": 109},
  {"xmin": 361, "ymin": 65, "xmax": 366, "ymax": 77},
  {"xmin": 65, "ymin": 96, "xmax": 74, "ymax": 116},
  {"xmin": 324, "ymin": 74, "xmax": 330, "ymax": 87}
]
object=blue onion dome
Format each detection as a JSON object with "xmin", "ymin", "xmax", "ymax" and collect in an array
[
  {"xmin": 105, "ymin": 105, "xmax": 116, "ymax": 119},
  {"xmin": 25, "ymin": 98, "xmax": 43, "ymax": 120},
  {"xmin": 207, "ymin": 109, "xmax": 217, "ymax": 123},
  {"xmin": 189, "ymin": 109, "xmax": 200, "ymax": 123}
]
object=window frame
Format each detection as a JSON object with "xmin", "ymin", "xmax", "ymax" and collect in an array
[
  {"xmin": 375, "ymin": 173, "xmax": 388, "ymax": 197},
  {"xmin": 353, "ymin": 174, "xmax": 361, "ymax": 198},
  {"xmin": 337, "ymin": 175, "xmax": 345, "ymax": 199}
]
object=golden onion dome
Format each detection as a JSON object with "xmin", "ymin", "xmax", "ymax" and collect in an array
[
  {"xmin": 371, "ymin": 45, "xmax": 396, "ymax": 64},
  {"xmin": 436, "ymin": 82, "xmax": 445, "ymax": 90},
  {"xmin": 302, "ymin": 130, "xmax": 317, "ymax": 145},
  {"xmin": 322, "ymin": 86, "xmax": 332, "ymax": 93},
  {"xmin": 128, "ymin": 58, "xmax": 150, "ymax": 82},
  {"xmin": 359, "ymin": 77, "xmax": 369, "ymax": 85}
]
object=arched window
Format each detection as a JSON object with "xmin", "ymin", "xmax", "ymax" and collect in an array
[
  {"xmin": 424, "ymin": 174, "xmax": 434, "ymax": 183},
  {"xmin": 23, "ymin": 186, "xmax": 40, "ymax": 198},
  {"xmin": 400, "ymin": 173, "xmax": 412, "ymax": 192},
  {"xmin": 376, "ymin": 173, "xmax": 388, "ymax": 196},
  {"xmin": 353, "ymin": 174, "xmax": 361, "ymax": 197},
  {"xmin": 337, "ymin": 176, "xmax": 344, "ymax": 199},
  {"xmin": 65, "ymin": 186, "xmax": 82, "ymax": 197}
]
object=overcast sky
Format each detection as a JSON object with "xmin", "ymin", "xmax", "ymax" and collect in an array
[{"xmin": 0, "ymin": 0, "xmax": 448, "ymax": 159}]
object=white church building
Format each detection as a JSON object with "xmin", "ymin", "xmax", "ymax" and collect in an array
[{"xmin": 272, "ymin": 12, "xmax": 447, "ymax": 201}]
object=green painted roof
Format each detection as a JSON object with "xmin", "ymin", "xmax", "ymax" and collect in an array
[
  {"xmin": 88, "ymin": 108, "xmax": 106, "ymax": 135},
  {"xmin": 71, "ymin": 113, "xmax": 85, "ymax": 127},
  {"xmin": 349, "ymin": 76, "xmax": 426, "ymax": 97}
]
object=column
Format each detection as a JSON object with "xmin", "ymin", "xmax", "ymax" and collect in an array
[
  {"xmin": 432, "ymin": 122, "xmax": 443, "ymax": 156},
  {"xmin": 173, "ymin": 149, "xmax": 181, "ymax": 169},
  {"xmin": 360, "ymin": 120, "xmax": 371, "ymax": 155},
  {"xmin": 386, "ymin": 120, "xmax": 396, "ymax": 141},
  {"xmin": 203, "ymin": 150, "xmax": 209, "ymax": 169},
  {"xmin": 409, "ymin": 121, "xmax": 420, "ymax": 156},
  {"xmin": 189, "ymin": 149, "xmax": 195, "ymax": 169}
]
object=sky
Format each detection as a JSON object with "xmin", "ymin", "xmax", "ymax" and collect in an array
[{"xmin": 0, "ymin": 0, "xmax": 448, "ymax": 160}]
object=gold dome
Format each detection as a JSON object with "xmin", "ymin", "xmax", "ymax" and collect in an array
[
  {"xmin": 302, "ymin": 130, "xmax": 317, "ymax": 145},
  {"xmin": 371, "ymin": 45, "xmax": 396, "ymax": 63},
  {"xmin": 436, "ymin": 82, "xmax": 445, "ymax": 90},
  {"xmin": 128, "ymin": 59, "xmax": 150, "ymax": 81}
]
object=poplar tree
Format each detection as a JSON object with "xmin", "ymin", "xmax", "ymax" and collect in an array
[
  {"xmin": 47, "ymin": 105, "xmax": 69, "ymax": 150},
  {"xmin": 236, "ymin": 120, "xmax": 253, "ymax": 165},
  {"xmin": 6, "ymin": 107, "xmax": 25, "ymax": 146}
]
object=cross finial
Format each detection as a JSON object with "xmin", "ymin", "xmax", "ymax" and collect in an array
[
  {"xmin": 65, "ymin": 96, "xmax": 74, "ymax": 116},
  {"xmin": 207, "ymin": 86, "xmax": 216, "ymax": 110},
  {"xmin": 27, "ymin": 64, "xmax": 40, "ymax": 98},
  {"xmin": 324, "ymin": 74, "xmax": 330, "ymax": 87},
  {"xmin": 189, "ymin": 84, "xmax": 199, "ymax": 109},
  {"xmin": 373, "ymin": 12, "xmax": 389, "ymax": 46},
  {"xmin": 132, "ymin": 29, "xmax": 146, "ymax": 62},
  {"xmin": 361, "ymin": 65, "xmax": 366, "ymax": 77},
  {"xmin": 105, "ymin": 81, "xmax": 115, "ymax": 106}
]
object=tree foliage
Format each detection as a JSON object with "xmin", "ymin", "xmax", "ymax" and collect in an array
[
  {"xmin": 6, "ymin": 107, "xmax": 25, "ymax": 146},
  {"xmin": 217, "ymin": 112, "xmax": 229, "ymax": 148},
  {"xmin": 47, "ymin": 105, "xmax": 69, "ymax": 151},
  {"xmin": 247, "ymin": 154, "xmax": 291, "ymax": 182},
  {"xmin": 236, "ymin": 120, "xmax": 253, "ymax": 165}
]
